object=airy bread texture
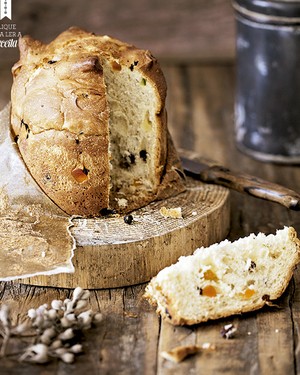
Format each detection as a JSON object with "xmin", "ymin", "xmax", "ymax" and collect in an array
[
  {"xmin": 10, "ymin": 27, "xmax": 185, "ymax": 217},
  {"xmin": 145, "ymin": 226, "xmax": 300, "ymax": 325}
]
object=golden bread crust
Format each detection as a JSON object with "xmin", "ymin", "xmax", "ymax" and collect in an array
[
  {"xmin": 11, "ymin": 27, "xmax": 185, "ymax": 216},
  {"xmin": 144, "ymin": 227, "xmax": 300, "ymax": 326}
]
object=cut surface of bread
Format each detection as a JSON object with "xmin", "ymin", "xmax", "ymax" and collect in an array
[
  {"xmin": 10, "ymin": 27, "xmax": 185, "ymax": 216},
  {"xmin": 144, "ymin": 226, "xmax": 300, "ymax": 325}
]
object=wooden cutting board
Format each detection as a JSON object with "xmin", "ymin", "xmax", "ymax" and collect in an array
[{"xmin": 25, "ymin": 176, "xmax": 230, "ymax": 289}]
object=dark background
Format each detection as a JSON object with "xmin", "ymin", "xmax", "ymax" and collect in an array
[{"xmin": 0, "ymin": 0, "xmax": 235, "ymax": 109}]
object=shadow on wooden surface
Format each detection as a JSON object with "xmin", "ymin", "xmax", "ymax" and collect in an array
[{"xmin": 1, "ymin": 2, "xmax": 300, "ymax": 374}]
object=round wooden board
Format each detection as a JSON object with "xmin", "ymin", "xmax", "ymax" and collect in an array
[{"xmin": 25, "ymin": 177, "xmax": 230, "ymax": 289}]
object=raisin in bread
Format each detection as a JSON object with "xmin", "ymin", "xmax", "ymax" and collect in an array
[
  {"xmin": 11, "ymin": 27, "xmax": 185, "ymax": 217},
  {"xmin": 145, "ymin": 226, "xmax": 300, "ymax": 325}
]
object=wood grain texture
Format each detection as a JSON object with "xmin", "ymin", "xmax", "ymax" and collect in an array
[
  {"xmin": 1, "ymin": 63, "xmax": 300, "ymax": 374},
  {"xmin": 1, "ymin": 3, "xmax": 300, "ymax": 371},
  {"xmin": 23, "ymin": 177, "xmax": 230, "ymax": 289},
  {"xmin": 0, "ymin": 0, "xmax": 235, "ymax": 64},
  {"xmin": 0, "ymin": 1, "xmax": 236, "ymax": 108}
]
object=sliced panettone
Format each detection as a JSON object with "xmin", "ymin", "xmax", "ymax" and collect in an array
[
  {"xmin": 144, "ymin": 226, "xmax": 300, "ymax": 325},
  {"xmin": 11, "ymin": 27, "xmax": 185, "ymax": 217}
]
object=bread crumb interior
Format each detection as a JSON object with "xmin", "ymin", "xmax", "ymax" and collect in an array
[{"xmin": 102, "ymin": 61, "xmax": 159, "ymax": 209}]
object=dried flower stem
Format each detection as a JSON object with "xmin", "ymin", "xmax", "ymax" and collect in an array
[
  {"xmin": 0, "ymin": 287, "xmax": 103, "ymax": 364},
  {"xmin": 0, "ymin": 305, "xmax": 11, "ymax": 357},
  {"xmin": 0, "ymin": 328, "xmax": 10, "ymax": 357}
]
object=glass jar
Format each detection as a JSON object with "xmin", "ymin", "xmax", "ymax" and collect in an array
[{"xmin": 233, "ymin": 0, "xmax": 300, "ymax": 163}]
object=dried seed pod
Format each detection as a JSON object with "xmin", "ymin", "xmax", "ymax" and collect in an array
[
  {"xmin": 20, "ymin": 343, "xmax": 49, "ymax": 364},
  {"xmin": 63, "ymin": 298, "xmax": 72, "ymax": 307},
  {"xmin": 47, "ymin": 309, "xmax": 58, "ymax": 320},
  {"xmin": 54, "ymin": 347, "xmax": 68, "ymax": 356},
  {"xmin": 65, "ymin": 301, "xmax": 75, "ymax": 314},
  {"xmin": 78, "ymin": 310, "xmax": 93, "ymax": 328},
  {"xmin": 27, "ymin": 308, "xmax": 37, "ymax": 319},
  {"xmin": 93, "ymin": 312, "xmax": 103, "ymax": 323},
  {"xmin": 58, "ymin": 328, "xmax": 74, "ymax": 341},
  {"xmin": 51, "ymin": 300, "xmax": 63, "ymax": 310},
  {"xmin": 0, "ymin": 305, "xmax": 11, "ymax": 327},
  {"xmin": 61, "ymin": 352, "xmax": 75, "ymax": 364},
  {"xmin": 12, "ymin": 321, "xmax": 30, "ymax": 334},
  {"xmin": 70, "ymin": 344, "xmax": 83, "ymax": 354},
  {"xmin": 1, "ymin": 287, "xmax": 105, "ymax": 364},
  {"xmin": 80, "ymin": 290, "xmax": 91, "ymax": 300},
  {"xmin": 40, "ymin": 333, "xmax": 54, "ymax": 345},
  {"xmin": 72, "ymin": 287, "xmax": 84, "ymax": 301},
  {"xmin": 75, "ymin": 300, "xmax": 89, "ymax": 310},
  {"xmin": 50, "ymin": 340, "xmax": 62, "ymax": 349},
  {"xmin": 65, "ymin": 313, "xmax": 76, "ymax": 321},
  {"xmin": 61, "ymin": 316, "xmax": 73, "ymax": 328}
]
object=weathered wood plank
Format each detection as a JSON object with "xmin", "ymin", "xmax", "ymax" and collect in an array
[
  {"xmin": 1, "ymin": 62, "xmax": 300, "ymax": 374},
  {"xmin": 22, "ymin": 177, "xmax": 230, "ymax": 289},
  {"xmin": 164, "ymin": 64, "xmax": 235, "ymax": 163},
  {"xmin": 291, "ymin": 270, "xmax": 300, "ymax": 375},
  {"xmin": 164, "ymin": 63, "xmax": 300, "ymax": 375},
  {"xmin": 0, "ymin": 0, "xmax": 235, "ymax": 64},
  {"xmin": 256, "ymin": 288, "xmax": 295, "ymax": 375}
]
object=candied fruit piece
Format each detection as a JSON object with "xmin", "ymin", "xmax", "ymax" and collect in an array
[
  {"xmin": 201, "ymin": 285, "xmax": 217, "ymax": 297},
  {"xmin": 142, "ymin": 111, "xmax": 152, "ymax": 132},
  {"xmin": 239, "ymin": 288, "xmax": 255, "ymax": 299},
  {"xmin": 111, "ymin": 60, "xmax": 122, "ymax": 71},
  {"xmin": 71, "ymin": 167, "xmax": 88, "ymax": 183},
  {"xmin": 204, "ymin": 269, "xmax": 218, "ymax": 281}
]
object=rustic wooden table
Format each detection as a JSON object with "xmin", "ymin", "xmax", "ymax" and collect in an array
[{"xmin": 1, "ymin": 1, "xmax": 300, "ymax": 374}]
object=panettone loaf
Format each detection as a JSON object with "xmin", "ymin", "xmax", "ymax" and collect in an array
[
  {"xmin": 144, "ymin": 226, "xmax": 300, "ymax": 325},
  {"xmin": 10, "ymin": 27, "xmax": 185, "ymax": 216}
]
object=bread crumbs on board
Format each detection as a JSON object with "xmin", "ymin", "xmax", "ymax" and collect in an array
[{"xmin": 159, "ymin": 206, "xmax": 183, "ymax": 219}]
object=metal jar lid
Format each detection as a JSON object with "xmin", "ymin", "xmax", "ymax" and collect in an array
[{"xmin": 233, "ymin": 0, "xmax": 300, "ymax": 24}]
